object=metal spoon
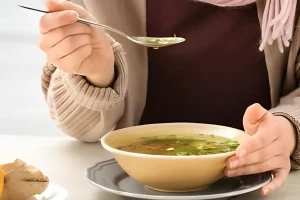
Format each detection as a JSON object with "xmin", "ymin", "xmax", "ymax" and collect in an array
[{"xmin": 18, "ymin": 5, "xmax": 186, "ymax": 49}]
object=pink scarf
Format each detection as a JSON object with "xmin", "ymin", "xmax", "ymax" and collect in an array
[{"xmin": 196, "ymin": 0, "xmax": 298, "ymax": 53}]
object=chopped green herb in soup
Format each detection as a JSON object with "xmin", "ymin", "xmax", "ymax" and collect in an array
[{"xmin": 117, "ymin": 134, "xmax": 239, "ymax": 156}]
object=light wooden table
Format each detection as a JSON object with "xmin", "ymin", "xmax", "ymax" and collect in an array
[{"xmin": 1, "ymin": 135, "xmax": 299, "ymax": 200}]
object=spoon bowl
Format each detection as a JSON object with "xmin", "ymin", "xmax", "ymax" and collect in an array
[{"xmin": 129, "ymin": 37, "xmax": 186, "ymax": 48}]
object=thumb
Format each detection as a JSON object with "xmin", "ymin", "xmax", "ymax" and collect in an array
[
  {"xmin": 46, "ymin": 0, "xmax": 64, "ymax": 12},
  {"xmin": 46, "ymin": 0, "xmax": 89, "ymax": 18},
  {"xmin": 243, "ymin": 103, "xmax": 269, "ymax": 135}
]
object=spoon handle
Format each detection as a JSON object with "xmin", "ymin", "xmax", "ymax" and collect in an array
[
  {"xmin": 18, "ymin": 5, "xmax": 49, "ymax": 14},
  {"xmin": 18, "ymin": 5, "xmax": 129, "ymax": 38},
  {"xmin": 76, "ymin": 18, "xmax": 129, "ymax": 38}
]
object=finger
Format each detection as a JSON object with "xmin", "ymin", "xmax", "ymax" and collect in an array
[
  {"xmin": 227, "ymin": 139, "xmax": 281, "ymax": 169},
  {"xmin": 52, "ymin": 44, "xmax": 92, "ymax": 74},
  {"xmin": 243, "ymin": 103, "xmax": 269, "ymax": 135},
  {"xmin": 261, "ymin": 169, "xmax": 289, "ymax": 196},
  {"xmin": 40, "ymin": 10, "xmax": 79, "ymax": 34},
  {"xmin": 46, "ymin": 0, "xmax": 109, "ymax": 45},
  {"xmin": 40, "ymin": 23, "xmax": 92, "ymax": 51},
  {"xmin": 47, "ymin": 34, "xmax": 92, "ymax": 61},
  {"xmin": 225, "ymin": 156, "xmax": 287, "ymax": 177},
  {"xmin": 236, "ymin": 127, "xmax": 278, "ymax": 158}
]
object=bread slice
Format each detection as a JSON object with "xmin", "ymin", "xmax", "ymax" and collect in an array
[{"xmin": 0, "ymin": 159, "xmax": 49, "ymax": 200}]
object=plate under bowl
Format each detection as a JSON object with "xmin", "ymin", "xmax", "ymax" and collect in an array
[{"xmin": 86, "ymin": 159, "xmax": 272, "ymax": 200}]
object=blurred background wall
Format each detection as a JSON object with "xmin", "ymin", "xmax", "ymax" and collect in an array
[{"xmin": 0, "ymin": 0, "xmax": 62, "ymax": 136}]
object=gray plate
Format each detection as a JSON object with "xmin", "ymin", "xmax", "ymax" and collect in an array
[{"xmin": 86, "ymin": 159, "xmax": 272, "ymax": 200}]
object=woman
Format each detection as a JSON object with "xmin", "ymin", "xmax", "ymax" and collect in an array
[{"xmin": 39, "ymin": 0, "xmax": 300, "ymax": 195}]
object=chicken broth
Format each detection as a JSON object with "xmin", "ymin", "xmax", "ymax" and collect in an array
[{"xmin": 116, "ymin": 134, "xmax": 239, "ymax": 156}]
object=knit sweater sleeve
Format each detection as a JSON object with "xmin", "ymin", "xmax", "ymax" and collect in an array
[
  {"xmin": 269, "ymin": 90, "xmax": 300, "ymax": 170},
  {"xmin": 41, "ymin": 35, "xmax": 128, "ymax": 142},
  {"xmin": 269, "ymin": 50, "xmax": 300, "ymax": 169}
]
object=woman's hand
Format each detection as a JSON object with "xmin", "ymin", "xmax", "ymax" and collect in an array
[
  {"xmin": 39, "ymin": 0, "xmax": 115, "ymax": 87},
  {"xmin": 225, "ymin": 103, "xmax": 297, "ymax": 196}
]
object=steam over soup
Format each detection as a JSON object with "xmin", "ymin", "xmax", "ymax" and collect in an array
[{"xmin": 116, "ymin": 134, "xmax": 239, "ymax": 156}]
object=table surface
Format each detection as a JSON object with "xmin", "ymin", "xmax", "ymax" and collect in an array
[{"xmin": 1, "ymin": 135, "xmax": 299, "ymax": 200}]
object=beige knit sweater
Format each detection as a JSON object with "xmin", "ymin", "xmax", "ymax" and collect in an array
[{"xmin": 41, "ymin": 0, "xmax": 300, "ymax": 168}]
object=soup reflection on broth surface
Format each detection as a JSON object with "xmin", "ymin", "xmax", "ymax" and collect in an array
[{"xmin": 116, "ymin": 134, "xmax": 239, "ymax": 156}]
